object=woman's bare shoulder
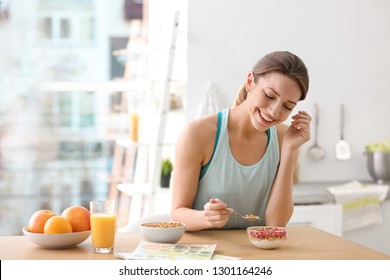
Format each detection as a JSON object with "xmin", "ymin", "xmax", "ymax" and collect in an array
[
  {"xmin": 275, "ymin": 123, "xmax": 289, "ymax": 146},
  {"xmin": 176, "ymin": 114, "xmax": 218, "ymax": 162},
  {"xmin": 179, "ymin": 114, "xmax": 218, "ymax": 143},
  {"xmin": 276, "ymin": 123, "xmax": 288, "ymax": 135}
]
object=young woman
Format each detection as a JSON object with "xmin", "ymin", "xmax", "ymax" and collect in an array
[{"xmin": 171, "ymin": 51, "xmax": 311, "ymax": 231}]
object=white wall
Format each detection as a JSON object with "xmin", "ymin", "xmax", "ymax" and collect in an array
[{"xmin": 187, "ymin": 0, "xmax": 390, "ymax": 182}]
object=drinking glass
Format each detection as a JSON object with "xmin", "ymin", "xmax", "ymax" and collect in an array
[{"xmin": 90, "ymin": 200, "xmax": 117, "ymax": 253}]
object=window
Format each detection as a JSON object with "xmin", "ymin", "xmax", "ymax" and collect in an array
[
  {"xmin": 53, "ymin": 91, "xmax": 96, "ymax": 131},
  {"xmin": 36, "ymin": 0, "xmax": 96, "ymax": 45}
]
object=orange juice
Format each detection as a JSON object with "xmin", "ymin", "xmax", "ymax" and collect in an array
[
  {"xmin": 90, "ymin": 213, "xmax": 116, "ymax": 249},
  {"xmin": 130, "ymin": 112, "xmax": 139, "ymax": 142}
]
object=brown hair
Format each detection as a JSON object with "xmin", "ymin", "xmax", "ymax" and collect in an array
[{"xmin": 233, "ymin": 51, "xmax": 309, "ymax": 106}]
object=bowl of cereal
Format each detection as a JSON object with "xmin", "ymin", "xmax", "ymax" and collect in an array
[
  {"xmin": 140, "ymin": 222, "xmax": 185, "ymax": 243},
  {"xmin": 247, "ymin": 226, "xmax": 287, "ymax": 249}
]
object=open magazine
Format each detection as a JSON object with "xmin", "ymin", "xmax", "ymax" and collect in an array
[{"xmin": 115, "ymin": 240, "xmax": 241, "ymax": 260}]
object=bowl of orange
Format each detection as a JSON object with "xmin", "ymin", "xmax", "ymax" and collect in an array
[
  {"xmin": 23, "ymin": 207, "xmax": 91, "ymax": 249},
  {"xmin": 23, "ymin": 227, "xmax": 91, "ymax": 249}
]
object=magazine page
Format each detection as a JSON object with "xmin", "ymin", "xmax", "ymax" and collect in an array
[
  {"xmin": 125, "ymin": 240, "xmax": 217, "ymax": 260},
  {"xmin": 115, "ymin": 251, "xmax": 241, "ymax": 260}
]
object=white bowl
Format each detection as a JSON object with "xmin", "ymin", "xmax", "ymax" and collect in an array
[
  {"xmin": 140, "ymin": 222, "xmax": 185, "ymax": 243},
  {"xmin": 247, "ymin": 226, "xmax": 288, "ymax": 249},
  {"xmin": 23, "ymin": 227, "xmax": 91, "ymax": 249}
]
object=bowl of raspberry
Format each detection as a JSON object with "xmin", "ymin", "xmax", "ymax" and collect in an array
[{"xmin": 247, "ymin": 226, "xmax": 288, "ymax": 249}]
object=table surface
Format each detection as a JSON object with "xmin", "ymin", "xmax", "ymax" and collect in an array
[{"xmin": 1, "ymin": 226, "xmax": 389, "ymax": 260}]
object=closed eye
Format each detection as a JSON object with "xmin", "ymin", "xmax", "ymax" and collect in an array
[
  {"xmin": 264, "ymin": 89, "xmax": 296, "ymax": 111},
  {"xmin": 264, "ymin": 91, "xmax": 275, "ymax": 99}
]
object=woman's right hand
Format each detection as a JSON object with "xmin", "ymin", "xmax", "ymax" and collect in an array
[{"xmin": 203, "ymin": 198, "xmax": 232, "ymax": 228}]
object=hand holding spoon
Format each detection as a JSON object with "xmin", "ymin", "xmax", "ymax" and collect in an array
[{"xmin": 209, "ymin": 198, "xmax": 261, "ymax": 222}]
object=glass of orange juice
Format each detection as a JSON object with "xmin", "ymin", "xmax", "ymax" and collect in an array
[{"xmin": 90, "ymin": 200, "xmax": 117, "ymax": 253}]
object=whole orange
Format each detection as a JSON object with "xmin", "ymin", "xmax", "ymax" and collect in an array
[
  {"xmin": 44, "ymin": 216, "xmax": 72, "ymax": 234},
  {"xmin": 28, "ymin": 210, "xmax": 56, "ymax": 233},
  {"xmin": 61, "ymin": 206, "xmax": 91, "ymax": 232}
]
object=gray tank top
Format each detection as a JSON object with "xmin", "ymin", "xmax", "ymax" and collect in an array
[{"xmin": 192, "ymin": 108, "xmax": 280, "ymax": 229}]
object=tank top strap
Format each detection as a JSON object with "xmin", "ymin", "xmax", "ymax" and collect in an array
[{"xmin": 199, "ymin": 111, "xmax": 223, "ymax": 180}]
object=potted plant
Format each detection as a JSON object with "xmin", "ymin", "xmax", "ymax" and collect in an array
[{"xmin": 160, "ymin": 158, "xmax": 173, "ymax": 188}]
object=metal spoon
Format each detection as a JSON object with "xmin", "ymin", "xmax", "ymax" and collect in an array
[
  {"xmin": 308, "ymin": 103, "xmax": 326, "ymax": 160},
  {"xmin": 231, "ymin": 209, "xmax": 261, "ymax": 221}
]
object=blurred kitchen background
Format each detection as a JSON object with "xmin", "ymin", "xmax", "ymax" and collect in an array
[
  {"xmin": 1, "ymin": 0, "xmax": 390, "ymax": 254},
  {"xmin": 0, "ymin": 0, "xmax": 188, "ymax": 235}
]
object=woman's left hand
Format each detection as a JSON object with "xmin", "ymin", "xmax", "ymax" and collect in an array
[{"xmin": 283, "ymin": 110, "xmax": 311, "ymax": 150}]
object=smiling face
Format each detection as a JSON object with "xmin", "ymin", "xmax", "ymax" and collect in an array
[{"xmin": 246, "ymin": 71, "xmax": 301, "ymax": 130}]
